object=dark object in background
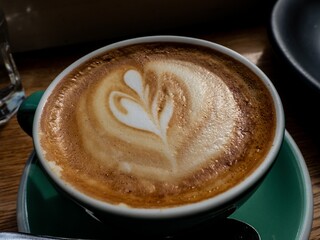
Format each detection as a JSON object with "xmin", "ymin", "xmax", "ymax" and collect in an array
[{"xmin": 270, "ymin": 0, "xmax": 320, "ymax": 92}]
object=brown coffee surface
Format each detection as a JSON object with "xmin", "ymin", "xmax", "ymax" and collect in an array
[{"xmin": 39, "ymin": 42, "xmax": 276, "ymax": 208}]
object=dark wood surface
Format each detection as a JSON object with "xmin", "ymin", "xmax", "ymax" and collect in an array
[{"xmin": 1, "ymin": 24, "xmax": 319, "ymax": 239}]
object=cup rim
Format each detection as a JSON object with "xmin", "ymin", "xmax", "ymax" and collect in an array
[{"xmin": 33, "ymin": 35, "xmax": 285, "ymax": 219}]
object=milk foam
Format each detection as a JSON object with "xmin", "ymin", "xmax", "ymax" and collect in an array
[{"xmin": 76, "ymin": 59, "xmax": 239, "ymax": 181}]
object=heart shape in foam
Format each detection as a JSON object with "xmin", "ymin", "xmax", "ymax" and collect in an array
[
  {"xmin": 110, "ymin": 69, "xmax": 174, "ymax": 143},
  {"xmin": 109, "ymin": 69, "xmax": 176, "ymax": 170}
]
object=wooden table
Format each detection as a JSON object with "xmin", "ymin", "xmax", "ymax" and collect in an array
[{"xmin": 1, "ymin": 24, "xmax": 320, "ymax": 239}]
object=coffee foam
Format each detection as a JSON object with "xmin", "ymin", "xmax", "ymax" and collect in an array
[{"xmin": 39, "ymin": 42, "xmax": 276, "ymax": 208}]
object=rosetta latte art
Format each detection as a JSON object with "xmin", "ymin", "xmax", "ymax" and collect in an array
[
  {"xmin": 76, "ymin": 60, "xmax": 240, "ymax": 181},
  {"xmin": 109, "ymin": 69, "xmax": 176, "ymax": 171}
]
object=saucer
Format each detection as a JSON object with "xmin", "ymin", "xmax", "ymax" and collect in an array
[
  {"xmin": 16, "ymin": 130, "xmax": 313, "ymax": 239},
  {"xmin": 270, "ymin": 0, "xmax": 320, "ymax": 91}
]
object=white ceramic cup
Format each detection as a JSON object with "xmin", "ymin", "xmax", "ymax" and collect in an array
[{"xmin": 18, "ymin": 35, "xmax": 285, "ymax": 237}]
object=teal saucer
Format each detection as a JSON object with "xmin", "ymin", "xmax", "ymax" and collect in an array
[{"xmin": 17, "ymin": 130, "xmax": 313, "ymax": 239}]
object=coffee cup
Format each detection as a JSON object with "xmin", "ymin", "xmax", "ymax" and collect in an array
[{"xmin": 18, "ymin": 35, "xmax": 285, "ymax": 237}]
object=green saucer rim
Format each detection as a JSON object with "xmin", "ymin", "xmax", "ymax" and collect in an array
[{"xmin": 16, "ymin": 130, "xmax": 313, "ymax": 239}]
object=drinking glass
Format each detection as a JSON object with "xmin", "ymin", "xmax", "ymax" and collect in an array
[{"xmin": 0, "ymin": 9, "xmax": 25, "ymax": 125}]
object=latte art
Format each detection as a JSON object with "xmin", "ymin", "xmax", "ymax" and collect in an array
[
  {"xmin": 110, "ymin": 69, "xmax": 174, "ymax": 141},
  {"xmin": 39, "ymin": 42, "xmax": 276, "ymax": 208},
  {"xmin": 77, "ymin": 60, "xmax": 240, "ymax": 180},
  {"xmin": 109, "ymin": 69, "xmax": 175, "ymax": 170}
]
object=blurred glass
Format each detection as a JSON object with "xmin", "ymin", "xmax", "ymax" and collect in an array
[{"xmin": 0, "ymin": 9, "xmax": 25, "ymax": 125}]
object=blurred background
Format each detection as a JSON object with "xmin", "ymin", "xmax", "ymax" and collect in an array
[{"xmin": 1, "ymin": 0, "xmax": 276, "ymax": 52}]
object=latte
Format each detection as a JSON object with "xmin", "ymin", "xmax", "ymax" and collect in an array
[{"xmin": 39, "ymin": 42, "xmax": 276, "ymax": 208}]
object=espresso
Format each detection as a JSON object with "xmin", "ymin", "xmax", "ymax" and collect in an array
[{"xmin": 39, "ymin": 42, "xmax": 276, "ymax": 208}]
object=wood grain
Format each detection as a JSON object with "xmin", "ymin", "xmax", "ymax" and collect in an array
[{"xmin": 1, "ymin": 24, "xmax": 319, "ymax": 239}]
